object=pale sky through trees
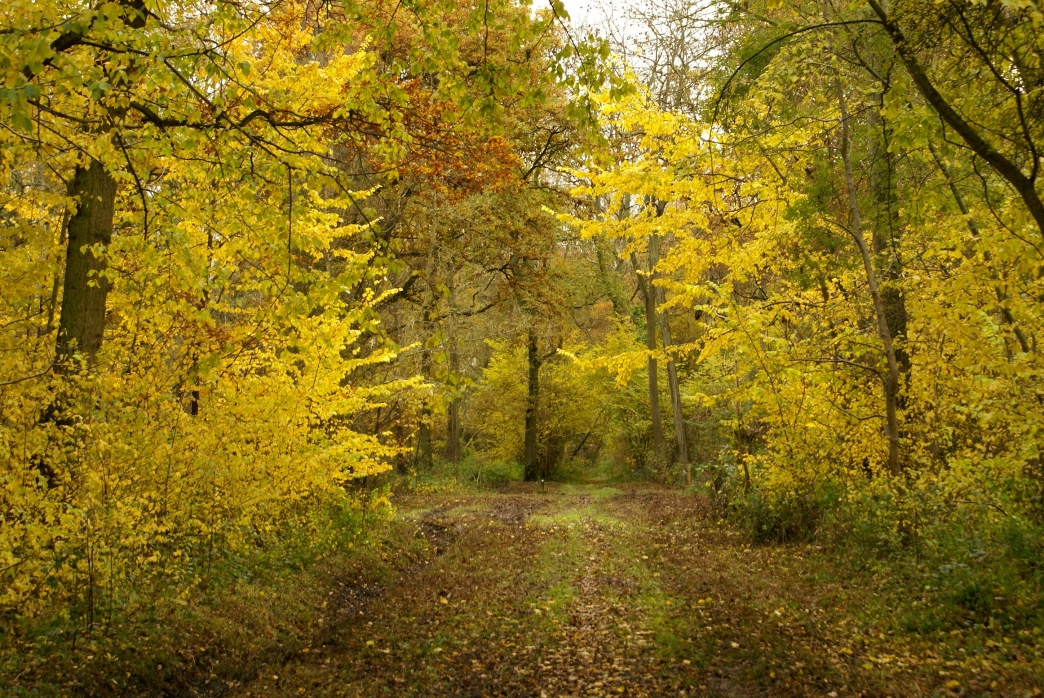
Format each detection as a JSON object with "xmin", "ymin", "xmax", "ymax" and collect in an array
[
  {"xmin": 560, "ymin": 0, "xmax": 609, "ymax": 26},
  {"xmin": 561, "ymin": 0, "xmax": 628, "ymax": 36},
  {"xmin": 559, "ymin": 0, "xmax": 673, "ymax": 71}
]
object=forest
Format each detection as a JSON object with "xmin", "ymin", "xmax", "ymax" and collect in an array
[{"xmin": 1, "ymin": 0, "xmax": 1043, "ymax": 695}]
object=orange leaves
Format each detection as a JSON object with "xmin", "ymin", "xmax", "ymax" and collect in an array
[{"xmin": 395, "ymin": 79, "xmax": 522, "ymax": 198}]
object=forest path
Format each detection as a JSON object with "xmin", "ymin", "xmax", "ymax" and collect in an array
[{"xmin": 223, "ymin": 485, "xmax": 951, "ymax": 697}]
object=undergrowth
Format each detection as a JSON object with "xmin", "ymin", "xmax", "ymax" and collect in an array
[
  {"xmin": 709, "ymin": 466, "xmax": 1044, "ymax": 650},
  {"xmin": 0, "ymin": 488, "xmax": 412, "ymax": 697}
]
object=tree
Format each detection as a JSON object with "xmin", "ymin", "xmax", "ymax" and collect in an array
[
  {"xmin": 866, "ymin": 0, "xmax": 1044, "ymax": 236},
  {"xmin": 567, "ymin": 0, "xmax": 1044, "ymax": 540}
]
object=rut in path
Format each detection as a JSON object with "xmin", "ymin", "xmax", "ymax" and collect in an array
[{"xmin": 534, "ymin": 518, "xmax": 676, "ymax": 697}]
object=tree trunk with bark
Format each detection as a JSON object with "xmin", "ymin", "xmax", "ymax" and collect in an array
[
  {"xmin": 869, "ymin": 109, "xmax": 911, "ymax": 401},
  {"xmin": 650, "ymin": 233, "xmax": 689, "ymax": 483},
  {"xmin": 593, "ymin": 195, "xmax": 629, "ymax": 315},
  {"xmin": 619, "ymin": 193, "xmax": 664, "ymax": 457},
  {"xmin": 415, "ymin": 298, "xmax": 435, "ymax": 471},
  {"xmin": 416, "ymin": 393, "xmax": 434, "ymax": 470},
  {"xmin": 445, "ymin": 342, "xmax": 462, "ymax": 463},
  {"xmin": 837, "ymin": 80, "xmax": 903, "ymax": 475},
  {"xmin": 631, "ymin": 251, "xmax": 665, "ymax": 458},
  {"xmin": 444, "ymin": 271, "xmax": 462, "ymax": 462},
  {"xmin": 524, "ymin": 328, "xmax": 541, "ymax": 481},
  {"xmin": 56, "ymin": 159, "xmax": 117, "ymax": 367}
]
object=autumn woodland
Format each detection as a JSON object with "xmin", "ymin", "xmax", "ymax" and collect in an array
[{"xmin": 2, "ymin": 0, "xmax": 1044, "ymax": 695}]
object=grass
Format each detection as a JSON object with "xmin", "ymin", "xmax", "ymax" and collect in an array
[
  {"xmin": 528, "ymin": 523, "xmax": 584, "ymax": 628},
  {"xmin": 556, "ymin": 483, "xmax": 624, "ymax": 500}
]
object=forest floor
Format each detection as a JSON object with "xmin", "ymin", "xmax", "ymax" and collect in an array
[{"xmin": 217, "ymin": 484, "xmax": 1043, "ymax": 698}]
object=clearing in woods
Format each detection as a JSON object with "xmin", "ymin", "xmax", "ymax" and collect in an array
[{"xmin": 227, "ymin": 486, "xmax": 1042, "ymax": 697}]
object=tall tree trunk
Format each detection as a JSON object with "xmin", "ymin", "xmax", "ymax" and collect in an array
[
  {"xmin": 836, "ymin": 80, "xmax": 903, "ymax": 475},
  {"xmin": 415, "ymin": 303, "xmax": 435, "ymax": 471},
  {"xmin": 42, "ymin": 211, "xmax": 70, "ymax": 337},
  {"xmin": 869, "ymin": 109, "xmax": 911, "ymax": 401},
  {"xmin": 416, "ymin": 333, "xmax": 434, "ymax": 470},
  {"xmin": 524, "ymin": 328, "xmax": 541, "ymax": 481},
  {"xmin": 415, "ymin": 218, "xmax": 441, "ymax": 471},
  {"xmin": 637, "ymin": 256, "xmax": 664, "ymax": 456},
  {"xmin": 631, "ymin": 242, "xmax": 664, "ymax": 459},
  {"xmin": 445, "ymin": 341, "xmax": 462, "ymax": 463},
  {"xmin": 444, "ymin": 271, "xmax": 462, "ymax": 462},
  {"xmin": 35, "ymin": 159, "xmax": 116, "ymax": 489},
  {"xmin": 593, "ymin": 196, "xmax": 628, "ymax": 314},
  {"xmin": 416, "ymin": 386, "xmax": 433, "ymax": 470},
  {"xmin": 56, "ymin": 159, "xmax": 117, "ymax": 367},
  {"xmin": 620, "ymin": 192, "xmax": 664, "ymax": 455},
  {"xmin": 650, "ymin": 233, "xmax": 690, "ymax": 484}
]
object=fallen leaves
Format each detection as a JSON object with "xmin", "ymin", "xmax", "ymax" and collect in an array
[{"xmin": 219, "ymin": 488, "xmax": 1044, "ymax": 697}]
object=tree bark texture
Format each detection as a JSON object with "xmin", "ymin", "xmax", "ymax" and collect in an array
[
  {"xmin": 416, "ymin": 398, "xmax": 433, "ymax": 470},
  {"xmin": 869, "ymin": 111, "xmax": 911, "ymax": 396},
  {"xmin": 56, "ymin": 159, "xmax": 117, "ymax": 367},
  {"xmin": 415, "ymin": 299, "xmax": 435, "ymax": 470},
  {"xmin": 444, "ymin": 271, "xmax": 462, "ymax": 462},
  {"xmin": 650, "ymin": 233, "xmax": 689, "ymax": 482},
  {"xmin": 445, "ymin": 341, "xmax": 462, "ymax": 462},
  {"xmin": 524, "ymin": 328, "xmax": 541, "ymax": 481},
  {"xmin": 631, "ymin": 251, "xmax": 664, "ymax": 457},
  {"xmin": 593, "ymin": 196, "xmax": 629, "ymax": 315},
  {"xmin": 837, "ymin": 80, "xmax": 903, "ymax": 475},
  {"xmin": 621, "ymin": 193, "xmax": 664, "ymax": 457}
]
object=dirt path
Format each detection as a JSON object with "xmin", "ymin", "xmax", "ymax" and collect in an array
[{"xmin": 224, "ymin": 486, "xmax": 1043, "ymax": 697}]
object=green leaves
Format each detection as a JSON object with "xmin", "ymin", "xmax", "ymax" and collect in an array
[{"xmin": 88, "ymin": 80, "xmax": 110, "ymax": 100}]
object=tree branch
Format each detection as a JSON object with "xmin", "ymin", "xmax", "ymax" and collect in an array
[{"xmin": 866, "ymin": 0, "xmax": 1044, "ymax": 236}]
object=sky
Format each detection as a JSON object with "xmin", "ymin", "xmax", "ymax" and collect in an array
[
  {"xmin": 560, "ymin": 0, "xmax": 640, "ymax": 47},
  {"xmin": 560, "ymin": 0, "xmax": 613, "ymax": 27}
]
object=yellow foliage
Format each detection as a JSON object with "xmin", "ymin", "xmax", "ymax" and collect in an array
[
  {"xmin": 470, "ymin": 340, "xmax": 612, "ymax": 472},
  {"xmin": 0, "ymin": 0, "xmax": 403, "ymax": 622},
  {"xmin": 569, "ymin": 61, "xmax": 1044, "ymax": 533}
]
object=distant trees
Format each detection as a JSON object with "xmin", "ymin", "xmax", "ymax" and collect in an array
[{"xmin": 573, "ymin": 0, "xmax": 1044, "ymax": 537}]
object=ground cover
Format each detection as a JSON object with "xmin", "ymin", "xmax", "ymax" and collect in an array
[
  {"xmin": 6, "ymin": 483, "xmax": 1041, "ymax": 696},
  {"xmin": 219, "ymin": 485, "xmax": 1044, "ymax": 697}
]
